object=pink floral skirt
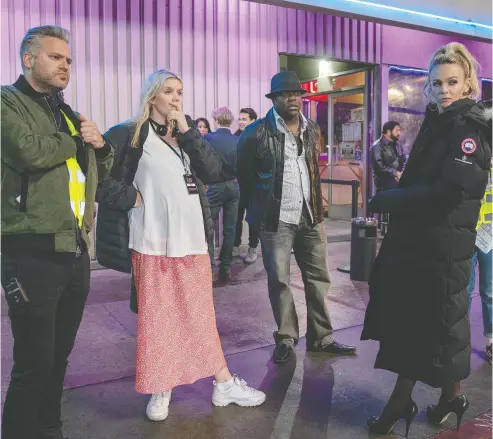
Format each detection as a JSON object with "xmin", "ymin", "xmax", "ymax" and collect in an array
[{"xmin": 132, "ymin": 251, "xmax": 226, "ymax": 394}]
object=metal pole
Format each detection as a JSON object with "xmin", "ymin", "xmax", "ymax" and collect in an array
[{"xmin": 351, "ymin": 181, "xmax": 359, "ymax": 219}]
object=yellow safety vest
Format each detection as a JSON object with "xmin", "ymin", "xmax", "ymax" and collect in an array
[
  {"xmin": 477, "ymin": 182, "xmax": 493, "ymax": 229},
  {"xmin": 61, "ymin": 111, "xmax": 86, "ymax": 228}
]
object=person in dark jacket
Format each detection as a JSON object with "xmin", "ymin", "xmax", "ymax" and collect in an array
[
  {"xmin": 205, "ymin": 106, "xmax": 240, "ymax": 283},
  {"xmin": 96, "ymin": 69, "xmax": 265, "ymax": 423},
  {"xmin": 370, "ymin": 121, "xmax": 406, "ymax": 191},
  {"xmin": 237, "ymin": 71, "xmax": 356, "ymax": 364},
  {"xmin": 1, "ymin": 25, "xmax": 114, "ymax": 439},
  {"xmin": 234, "ymin": 107, "xmax": 260, "ymax": 264},
  {"xmin": 362, "ymin": 43, "xmax": 492, "ymax": 436}
]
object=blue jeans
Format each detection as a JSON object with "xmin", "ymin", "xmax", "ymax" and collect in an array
[
  {"xmin": 468, "ymin": 247, "xmax": 493, "ymax": 338},
  {"xmin": 259, "ymin": 208, "xmax": 333, "ymax": 349},
  {"xmin": 207, "ymin": 180, "xmax": 240, "ymax": 271}
]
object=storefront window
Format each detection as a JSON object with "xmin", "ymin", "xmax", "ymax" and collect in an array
[
  {"xmin": 389, "ymin": 70, "xmax": 493, "ymax": 153},
  {"xmin": 482, "ymin": 79, "xmax": 492, "ymax": 108},
  {"xmin": 388, "ymin": 66, "xmax": 428, "ymax": 155}
]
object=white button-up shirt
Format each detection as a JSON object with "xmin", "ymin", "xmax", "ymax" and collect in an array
[{"xmin": 274, "ymin": 108, "xmax": 313, "ymax": 225}]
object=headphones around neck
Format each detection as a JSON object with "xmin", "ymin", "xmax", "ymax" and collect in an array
[{"xmin": 149, "ymin": 118, "xmax": 168, "ymax": 136}]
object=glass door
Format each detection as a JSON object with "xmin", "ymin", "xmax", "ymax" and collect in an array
[
  {"xmin": 327, "ymin": 89, "xmax": 367, "ymax": 220},
  {"xmin": 303, "ymin": 78, "xmax": 369, "ymax": 220}
]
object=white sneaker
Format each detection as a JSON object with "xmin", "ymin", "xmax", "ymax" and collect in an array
[
  {"xmin": 243, "ymin": 247, "xmax": 258, "ymax": 264},
  {"xmin": 146, "ymin": 391, "xmax": 171, "ymax": 421},
  {"xmin": 232, "ymin": 246, "xmax": 241, "ymax": 258},
  {"xmin": 212, "ymin": 375, "xmax": 266, "ymax": 407}
]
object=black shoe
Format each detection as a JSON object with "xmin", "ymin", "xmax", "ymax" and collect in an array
[
  {"xmin": 307, "ymin": 340, "xmax": 356, "ymax": 355},
  {"xmin": 486, "ymin": 343, "xmax": 492, "ymax": 365},
  {"xmin": 368, "ymin": 399, "xmax": 418, "ymax": 437},
  {"xmin": 426, "ymin": 394, "xmax": 469, "ymax": 431},
  {"xmin": 220, "ymin": 267, "xmax": 232, "ymax": 281},
  {"xmin": 214, "ymin": 269, "xmax": 232, "ymax": 285},
  {"xmin": 273, "ymin": 344, "xmax": 293, "ymax": 363}
]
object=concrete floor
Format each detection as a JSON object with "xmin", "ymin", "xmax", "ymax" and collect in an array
[{"xmin": 1, "ymin": 237, "xmax": 491, "ymax": 439}]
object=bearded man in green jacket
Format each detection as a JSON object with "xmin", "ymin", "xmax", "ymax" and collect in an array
[{"xmin": 1, "ymin": 25, "xmax": 114, "ymax": 439}]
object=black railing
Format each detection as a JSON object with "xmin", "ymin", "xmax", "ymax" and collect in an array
[{"xmin": 320, "ymin": 179, "xmax": 360, "ymax": 219}]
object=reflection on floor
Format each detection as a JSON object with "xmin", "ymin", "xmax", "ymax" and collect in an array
[{"xmin": 1, "ymin": 241, "xmax": 491, "ymax": 439}]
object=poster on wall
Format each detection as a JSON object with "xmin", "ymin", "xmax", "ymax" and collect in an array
[
  {"xmin": 339, "ymin": 141, "xmax": 362, "ymax": 161},
  {"xmin": 342, "ymin": 122, "xmax": 362, "ymax": 142},
  {"xmin": 340, "ymin": 142, "xmax": 355, "ymax": 159},
  {"xmin": 350, "ymin": 107, "xmax": 363, "ymax": 121}
]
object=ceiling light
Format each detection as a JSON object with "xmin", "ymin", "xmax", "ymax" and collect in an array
[
  {"xmin": 319, "ymin": 60, "xmax": 332, "ymax": 77},
  {"xmin": 342, "ymin": 0, "xmax": 492, "ymax": 30}
]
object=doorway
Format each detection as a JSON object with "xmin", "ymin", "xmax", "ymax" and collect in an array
[{"xmin": 281, "ymin": 55, "xmax": 375, "ymax": 220}]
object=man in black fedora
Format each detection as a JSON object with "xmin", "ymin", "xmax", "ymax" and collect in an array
[{"xmin": 237, "ymin": 71, "xmax": 356, "ymax": 363}]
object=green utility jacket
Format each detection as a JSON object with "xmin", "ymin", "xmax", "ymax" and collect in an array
[{"xmin": 1, "ymin": 76, "xmax": 114, "ymax": 254}]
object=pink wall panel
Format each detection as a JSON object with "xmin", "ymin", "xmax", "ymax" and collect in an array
[
  {"xmin": 101, "ymin": 0, "xmax": 117, "ymax": 130},
  {"xmin": 314, "ymin": 13, "xmax": 324, "ymax": 56},
  {"xmin": 192, "ymin": 0, "xmax": 206, "ymax": 118},
  {"xmin": 1, "ymin": 0, "xmax": 13, "ymax": 82},
  {"xmin": 381, "ymin": 25, "xmax": 492, "ymax": 78},
  {"xmin": 1, "ymin": 0, "xmax": 382, "ymax": 133},
  {"xmin": 305, "ymin": 11, "xmax": 316, "ymax": 57}
]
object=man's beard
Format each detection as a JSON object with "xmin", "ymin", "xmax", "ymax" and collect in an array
[
  {"xmin": 31, "ymin": 67, "xmax": 67, "ymax": 94},
  {"xmin": 391, "ymin": 135, "xmax": 400, "ymax": 142}
]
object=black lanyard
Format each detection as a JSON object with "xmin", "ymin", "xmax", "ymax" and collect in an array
[{"xmin": 150, "ymin": 123, "xmax": 189, "ymax": 172}]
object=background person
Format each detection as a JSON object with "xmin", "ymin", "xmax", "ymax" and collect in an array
[
  {"xmin": 468, "ymin": 166, "xmax": 493, "ymax": 365},
  {"xmin": 205, "ymin": 106, "xmax": 240, "ymax": 283},
  {"xmin": 195, "ymin": 117, "xmax": 212, "ymax": 136},
  {"xmin": 233, "ymin": 107, "xmax": 260, "ymax": 264},
  {"xmin": 370, "ymin": 121, "xmax": 406, "ymax": 191}
]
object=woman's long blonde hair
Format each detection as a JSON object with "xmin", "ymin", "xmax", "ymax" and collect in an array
[
  {"xmin": 131, "ymin": 69, "xmax": 182, "ymax": 148},
  {"xmin": 424, "ymin": 42, "xmax": 480, "ymax": 103}
]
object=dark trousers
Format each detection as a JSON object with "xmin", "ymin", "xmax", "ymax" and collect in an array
[
  {"xmin": 234, "ymin": 197, "xmax": 260, "ymax": 249},
  {"xmin": 1, "ymin": 252, "xmax": 90, "ymax": 439},
  {"xmin": 374, "ymin": 187, "xmax": 394, "ymax": 226},
  {"xmin": 259, "ymin": 206, "xmax": 333, "ymax": 349},
  {"xmin": 207, "ymin": 180, "xmax": 240, "ymax": 271}
]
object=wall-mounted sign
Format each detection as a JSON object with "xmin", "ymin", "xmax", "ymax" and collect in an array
[{"xmin": 301, "ymin": 80, "xmax": 318, "ymax": 94}]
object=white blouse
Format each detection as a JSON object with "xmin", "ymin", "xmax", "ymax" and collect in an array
[{"xmin": 128, "ymin": 128, "xmax": 207, "ymax": 257}]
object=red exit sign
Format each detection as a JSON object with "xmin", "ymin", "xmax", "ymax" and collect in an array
[{"xmin": 301, "ymin": 80, "xmax": 318, "ymax": 94}]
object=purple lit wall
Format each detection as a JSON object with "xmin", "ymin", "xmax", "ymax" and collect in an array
[
  {"xmin": 1, "ymin": 0, "xmax": 381, "ymax": 133},
  {"xmin": 382, "ymin": 26, "xmax": 492, "ymax": 78}
]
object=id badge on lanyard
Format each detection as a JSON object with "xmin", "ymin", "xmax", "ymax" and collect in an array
[
  {"xmin": 152, "ymin": 124, "xmax": 200, "ymax": 195},
  {"xmin": 183, "ymin": 173, "xmax": 199, "ymax": 195}
]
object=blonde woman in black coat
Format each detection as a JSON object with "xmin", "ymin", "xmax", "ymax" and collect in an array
[{"xmin": 362, "ymin": 43, "xmax": 492, "ymax": 436}]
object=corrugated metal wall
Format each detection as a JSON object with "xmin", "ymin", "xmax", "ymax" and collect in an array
[{"xmin": 1, "ymin": 0, "xmax": 381, "ymax": 132}]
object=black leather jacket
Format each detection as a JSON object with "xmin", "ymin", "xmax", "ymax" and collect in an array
[
  {"xmin": 237, "ymin": 108, "xmax": 324, "ymax": 232},
  {"xmin": 370, "ymin": 136, "xmax": 406, "ymax": 190}
]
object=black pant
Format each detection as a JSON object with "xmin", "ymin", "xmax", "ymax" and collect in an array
[
  {"xmin": 234, "ymin": 197, "xmax": 260, "ymax": 249},
  {"xmin": 207, "ymin": 180, "xmax": 240, "ymax": 270},
  {"xmin": 1, "ymin": 252, "xmax": 90, "ymax": 439}
]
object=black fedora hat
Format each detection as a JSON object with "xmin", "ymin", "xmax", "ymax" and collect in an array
[{"xmin": 265, "ymin": 71, "xmax": 306, "ymax": 98}]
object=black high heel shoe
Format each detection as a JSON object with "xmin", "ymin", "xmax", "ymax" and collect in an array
[
  {"xmin": 426, "ymin": 394, "xmax": 469, "ymax": 431},
  {"xmin": 367, "ymin": 399, "xmax": 418, "ymax": 437}
]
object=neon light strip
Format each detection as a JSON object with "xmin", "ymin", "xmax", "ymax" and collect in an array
[
  {"xmin": 389, "ymin": 66, "xmax": 428, "ymax": 74},
  {"xmin": 390, "ymin": 66, "xmax": 493, "ymax": 81},
  {"xmin": 342, "ymin": 0, "xmax": 493, "ymax": 30}
]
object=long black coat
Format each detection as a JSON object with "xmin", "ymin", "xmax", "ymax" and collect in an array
[
  {"xmin": 95, "ymin": 121, "xmax": 222, "ymax": 313},
  {"xmin": 361, "ymin": 99, "xmax": 492, "ymax": 387}
]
